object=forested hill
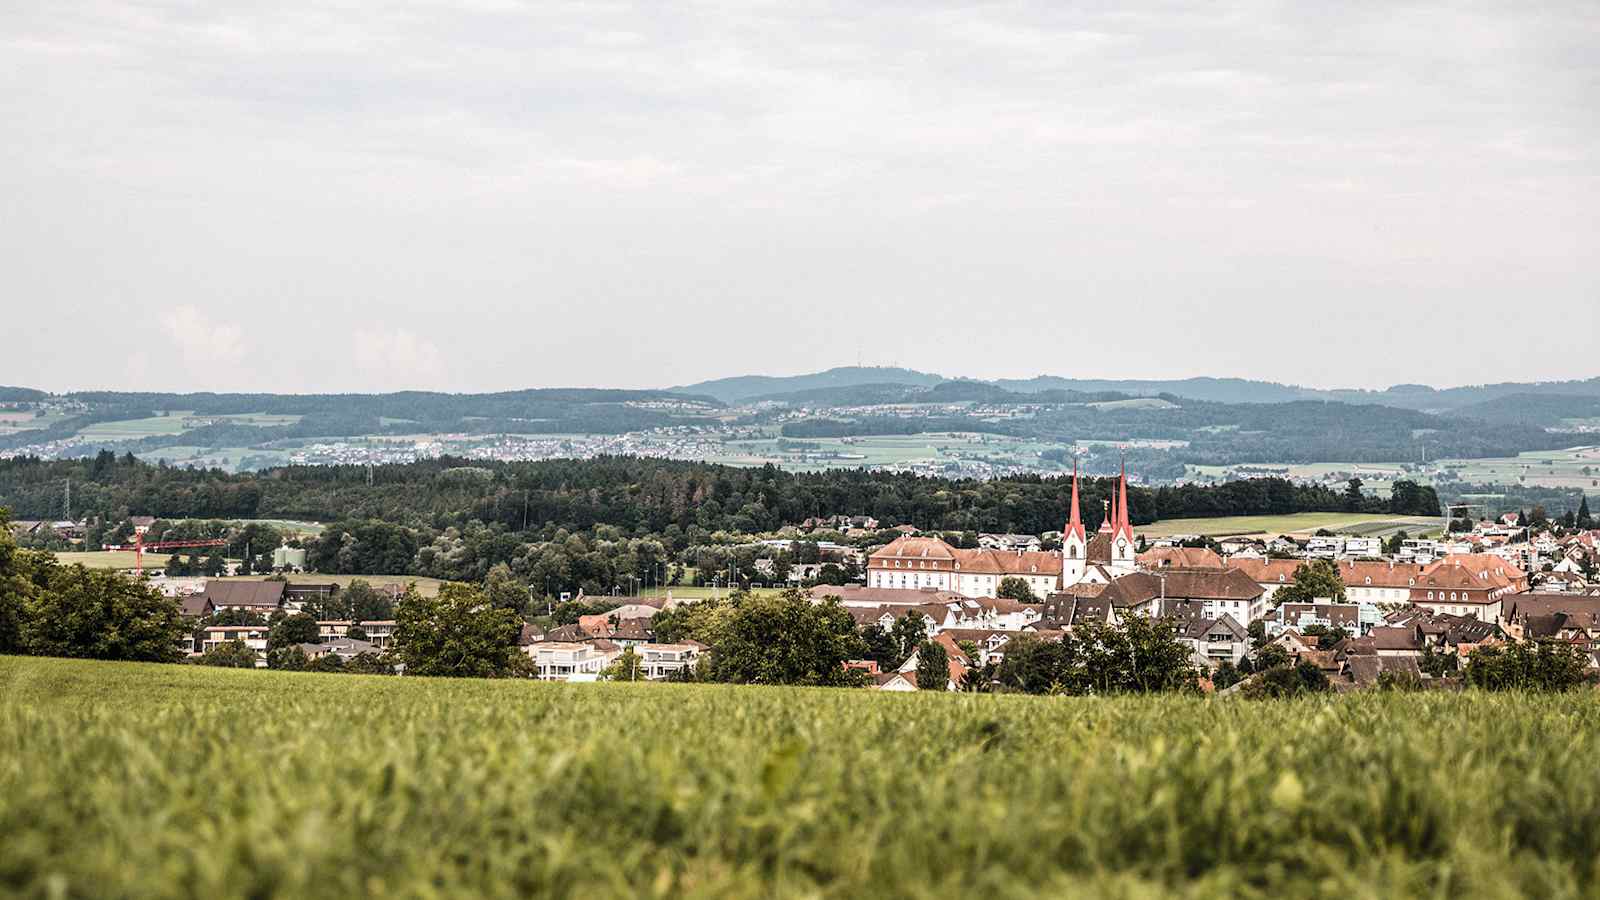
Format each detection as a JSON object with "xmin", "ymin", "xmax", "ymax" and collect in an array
[
  {"xmin": 0, "ymin": 454, "xmax": 1438, "ymax": 537},
  {"xmin": 0, "ymin": 388, "xmax": 723, "ymax": 452}
]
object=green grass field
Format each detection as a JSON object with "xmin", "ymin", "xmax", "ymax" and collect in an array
[
  {"xmin": 51, "ymin": 550, "xmax": 177, "ymax": 569},
  {"xmin": 1141, "ymin": 512, "xmax": 1441, "ymax": 538},
  {"xmin": 3, "ymin": 656, "xmax": 1600, "ymax": 898}
]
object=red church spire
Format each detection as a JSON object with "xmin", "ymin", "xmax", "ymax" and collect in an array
[
  {"xmin": 1064, "ymin": 458, "xmax": 1085, "ymax": 543},
  {"xmin": 1115, "ymin": 455, "xmax": 1134, "ymax": 540}
]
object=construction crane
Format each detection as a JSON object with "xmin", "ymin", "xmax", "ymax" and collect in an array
[{"xmin": 103, "ymin": 532, "xmax": 228, "ymax": 577}]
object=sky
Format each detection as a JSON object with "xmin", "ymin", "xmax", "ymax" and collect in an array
[{"xmin": 3, "ymin": 1, "xmax": 1596, "ymax": 394}]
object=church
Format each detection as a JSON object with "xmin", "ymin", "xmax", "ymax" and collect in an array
[{"xmin": 865, "ymin": 463, "xmax": 1140, "ymax": 599}]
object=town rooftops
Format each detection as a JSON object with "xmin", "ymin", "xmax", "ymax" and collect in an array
[
  {"xmin": 806, "ymin": 585, "xmax": 968, "ymax": 607},
  {"xmin": 1138, "ymin": 546, "xmax": 1225, "ymax": 570}
]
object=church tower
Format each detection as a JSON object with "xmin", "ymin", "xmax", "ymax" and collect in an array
[
  {"xmin": 1061, "ymin": 460, "xmax": 1087, "ymax": 586},
  {"xmin": 1110, "ymin": 460, "xmax": 1137, "ymax": 573}
]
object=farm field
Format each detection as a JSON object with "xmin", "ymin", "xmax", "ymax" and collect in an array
[
  {"xmin": 4, "ymin": 656, "xmax": 1600, "ymax": 898},
  {"xmin": 52, "ymin": 550, "xmax": 177, "ymax": 569},
  {"xmin": 1141, "ymin": 512, "xmax": 1441, "ymax": 539}
]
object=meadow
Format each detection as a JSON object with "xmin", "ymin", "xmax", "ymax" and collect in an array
[{"xmin": 3, "ymin": 656, "xmax": 1600, "ymax": 899}]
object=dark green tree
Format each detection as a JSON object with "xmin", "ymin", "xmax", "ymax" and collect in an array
[
  {"xmin": 996, "ymin": 576, "xmax": 1038, "ymax": 602},
  {"xmin": 702, "ymin": 589, "xmax": 866, "ymax": 686},
  {"xmin": 21, "ymin": 563, "xmax": 185, "ymax": 662},
  {"xmin": 1271, "ymin": 560, "xmax": 1346, "ymax": 607},
  {"xmin": 267, "ymin": 612, "xmax": 320, "ymax": 651},
  {"xmin": 915, "ymin": 639, "xmax": 950, "ymax": 691},
  {"xmin": 394, "ymin": 583, "xmax": 525, "ymax": 678}
]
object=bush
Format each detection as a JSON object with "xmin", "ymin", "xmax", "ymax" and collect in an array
[{"xmin": 197, "ymin": 640, "xmax": 258, "ymax": 669}]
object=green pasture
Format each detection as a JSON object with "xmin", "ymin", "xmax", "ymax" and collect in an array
[{"xmin": 4, "ymin": 656, "xmax": 1600, "ymax": 898}]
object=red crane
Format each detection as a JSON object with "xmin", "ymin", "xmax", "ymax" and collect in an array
[{"xmin": 104, "ymin": 532, "xmax": 228, "ymax": 576}]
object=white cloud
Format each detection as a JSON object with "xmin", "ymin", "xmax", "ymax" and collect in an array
[
  {"xmin": 161, "ymin": 305, "xmax": 245, "ymax": 366},
  {"xmin": 352, "ymin": 328, "xmax": 445, "ymax": 390}
]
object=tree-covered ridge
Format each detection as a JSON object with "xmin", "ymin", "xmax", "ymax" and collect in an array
[
  {"xmin": 0, "ymin": 388, "xmax": 723, "ymax": 451},
  {"xmin": 0, "ymin": 453, "xmax": 1438, "ymax": 536}
]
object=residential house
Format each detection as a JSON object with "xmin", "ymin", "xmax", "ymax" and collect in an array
[
  {"xmin": 1099, "ymin": 568, "xmax": 1267, "ymax": 625},
  {"xmin": 201, "ymin": 625, "xmax": 270, "ymax": 664},
  {"xmin": 1179, "ymin": 614, "xmax": 1248, "ymax": 669},
  {"xmin": 197, "ymin": 581, "xmax": 286, "ymax": 618},
  {"xmin": 636, "ymin": 642, "xmax": 704, "ymax": 679},
  {"xmin": 525, "ymin": 641, "xmax": 621, "ymax": 681}
]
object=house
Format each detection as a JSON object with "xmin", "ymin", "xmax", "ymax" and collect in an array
[
  {"xmin": 1502, "ymin": 594, "xmax": 1600, "ymax": 644},
  {"xmin": 1037, "ymin": 593, "xmax": 1119, "ymax": 630},
  {"xmin": 317, "ymin": 619, "xmax": 398, "ymax": 649},
  {"xmin": 636, "ymin": 642, "xmax": 704, "ymax": 679},
  {"xmin": 865, "ymin": 535, "xmax": 1063, "ymax": 599},
  {"xmin": 1410, "ymin": 558, "xmax": 1519, "ymax": 621},
  {"xmin": 1368, "ymin": 626, "xmax": 1424, "ymax": 658},
  {"xmin": 525, "ymin": 641, "xmax": 621, "ymax": 681},
  {"xmin": 201, "ymin": 625, "xmax": 270, "ymax": 664},
  {"xmin": 1275, "ymin": 602, "xmax": 1361, "ymax": 635},
  {"xmin": 1179, "ymin": 614, "xmax": 1248, "ymax": 669},
  {"xmin": 284, "ymin": 582, "xmax": 336, "ymax": 609},
  {"xmin": 298, "ymin": 637, "xmax": 377, "ymax": 661},
  {"xmin": 1137, "ymin": 546, "xmax": 1225, "ymax": 570},
  {"xmin": 1098, "ymin": 568, "xmax": 1266, "ymax": 625},
  {"xmin": 1270, "ymin": 629, "xmax": 1315, "ymax": 656},
  {"xmin": 938, "ymin": 628, "xmax": 1018, "ymax": 666},
  {"xmin": 197, "ymin": 581, "xmax": 286, "ymax": 618},
  {"xmin": 177, "ymin": 594, "xmax": 215, "ymax": 619},
  {"xmin": 1342, "ymin": 655, "xmax": 1425, "ymax": 689}
]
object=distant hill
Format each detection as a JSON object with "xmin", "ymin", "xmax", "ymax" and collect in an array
[
  {"xmin": 0, "ymin": 387, "xmax": 49, "ymax": 403},
  {"xmin": 672, "ymin": 366, "xmax": 946, "ymax": 403},
  {"xmin": 993, "ymin": 376, "xmax": 1316, "ymax": 405},
  {"xmin": 1442, "ymin": 393, "xmax": 1600, "ymax": 428}
]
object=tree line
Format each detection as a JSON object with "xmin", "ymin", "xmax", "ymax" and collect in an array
[{"xmin": 0, "ymin": 453, "xmax": 1439, "ymax": 537}]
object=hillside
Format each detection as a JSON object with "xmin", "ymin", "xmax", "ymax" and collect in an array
[
  {"xmin": 5, "ymin": 655, "xmax": 1597, "ymax": 898},
  {"xmin": 1443, "ymin": 393, "xmax": 1600, "ymax": 428},
  {"xmin": 672, "ymin": 366, "xmax": 946, "ymax": 403}
]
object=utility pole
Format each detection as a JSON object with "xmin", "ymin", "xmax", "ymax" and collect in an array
[{"xmin": 63, "ymin": 478, "xmax": 71, "ymax": 521}]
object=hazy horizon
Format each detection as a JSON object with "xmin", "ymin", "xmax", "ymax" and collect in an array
[{"xmin": 5, "ymin": 1, "xmax": 1596, "ymax": 394}]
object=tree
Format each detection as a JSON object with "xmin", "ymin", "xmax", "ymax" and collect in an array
[
  {"xmin": 267, "ymin": 612, "xmax": 320, "ymax": 651},
  {"xmin": 345, "ymin": 652, "xmax": 396, "ymax": 675},
  {"xmin": 1466, "ymin": 641, "xmax": 1587, "ymax": 691},
  {"xmin": 1343, "ymin": 478, "xmax": 1365, "ymax": 512},
  {"xmin": 996, "ymin": 576, "xmax": 1038, "ymax": 602},
  {"xmin": 1212, "ymin": 660, "xmax": 1243, "ymax": 690},
  {"xmin": 1271, "ymin": 560, "xmax": 1346, "ymax": 607},
  {"xmin": 1579, "ymin": 495, "xmax": 1593, "ymax": 529},
  {"xmin": 306, "ymin": 653, "xmax": 346, "ymax": 673},
  {"xmin": 915, "ymin": 639, "xmax": 950, "ymax": 691},
  {"xmin": 1247, "ymin": 620, "xmax": 1267, "ymax": 650},
  {"xmin": 345, "ymin": 580, "xmax": 395, "ymax": 623},
  {"xmin": 600, "ymin": 646, "xmax": 644, "ymax": 681},
  {"xmin": 267, "ymin": 646, "xmax": 308, "ymax": 670},
  {"xmin": 393, "ymin": 583, "xmax": 525, "ymax": 678},
  {"xmin": 483, "ymin": 563, "xmax": 528, "ymax": 613},
  {"xmin": 701, "ymin": 589, "xmax": 867, "ymax": 686},
  {"xmin": 1242, "ymin": 660, "xmax": 1331, "ymax": 698},
  {"xmin": 198, "ymin": 640, "xmax": 258, "ymax": 668},
  {"xmin": 994, "ymin": 618, "xmax": 1198, "ymax": 696},
  {"xmin": 21, "ymin": 563, "xmax": 186, "ymax": 662},
  {"xmin": 1383, "ymin": 530, "xmax": 1409, "ymax": 556},
  {"xmin": 345, "ymin": 624, "xmax": 368, "ymax": 641}
]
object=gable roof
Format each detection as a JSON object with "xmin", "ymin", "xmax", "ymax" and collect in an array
[
  {"xmin": 1138, "ymin": 547, "xmax": 1225, "ymax": 570},
  {"xmin": 198, "ymin": 581, "xmax": 286, "ymax": 609},
  {"xmin": 1099, "ymin": 569, "xmax": 1264, "ymax": 607}
]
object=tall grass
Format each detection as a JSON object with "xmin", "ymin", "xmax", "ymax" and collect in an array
[{"xmin": 2, "ymin": 656, "xmax": 1598, "ymax": 898}]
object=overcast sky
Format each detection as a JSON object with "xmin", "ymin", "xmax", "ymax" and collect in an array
[{"xmin": 4, "ymin": 1, "xmax": 1595, "ymax": 394}]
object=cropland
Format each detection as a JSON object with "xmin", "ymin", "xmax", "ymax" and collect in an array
[
  {"xmin": 3, "ymin": 656, "xmax": 1600, "ymax": 898},
  {"xmin": 1140, "ymin": 512, "xmax": 1442, "ymax": 539}
]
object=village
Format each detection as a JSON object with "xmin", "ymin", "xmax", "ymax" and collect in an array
[{"xmin": 27, "ymin": 462, "xmax": 1592, "ymax": 694}]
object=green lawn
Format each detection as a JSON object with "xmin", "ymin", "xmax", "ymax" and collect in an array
[
  {"xmin": 76, "ymin": 413, "xmax": 196, "ymax": 439},
  {"xmin": 1141, "ymin": 512, "xmax": 1441, "ymax": 538},
  {"xmin": 3, "ymin": 656, "xmax": 1599, "ymax": 898}
]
